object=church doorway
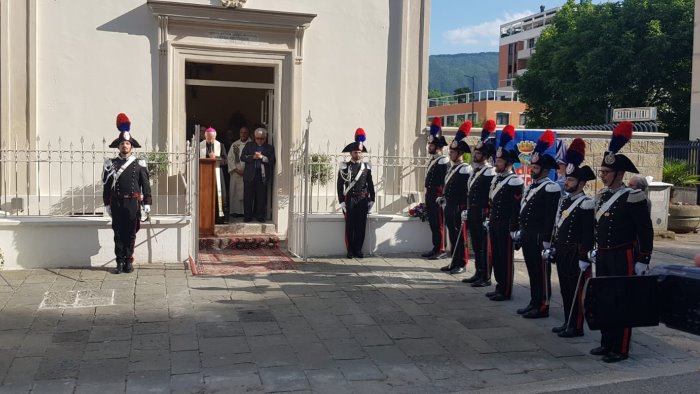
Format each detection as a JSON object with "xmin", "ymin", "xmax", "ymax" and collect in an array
[{"xmin": 185, "ymin": 62, "xmax": 276, "ymax": 231}]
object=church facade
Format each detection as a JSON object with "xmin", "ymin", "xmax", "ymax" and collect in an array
[{"xmin": 0, "ymin": 0, "xmax": 431, "ymax": 269}]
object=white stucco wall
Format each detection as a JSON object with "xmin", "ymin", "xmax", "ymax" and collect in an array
[
  {"xmin": 0, "ymin": 216, "xmax": 190, "ymax": 270},
  {"xmin": 30, "ymin": 0, "xmax": 427, "ymax": 154}
]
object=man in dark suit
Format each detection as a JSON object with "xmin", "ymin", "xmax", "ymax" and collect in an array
[{"xmin": 241, "ymin": 128, "xmax": 276, "ymax": 222}]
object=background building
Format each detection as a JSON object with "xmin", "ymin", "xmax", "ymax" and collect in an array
[{"xmin": 497, "ymin": 5, "xmax": 559, "ymax": 90}]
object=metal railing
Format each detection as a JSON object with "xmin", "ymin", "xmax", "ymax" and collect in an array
[
  {"xmin": 664, "ymin": 140, "xmax": 700, "ymax": 204},
  {"xmin": 287, "ymin": 138, "xmax": 431, "ymax": 257},
  {"xmin": 0, "ymin": 138, "xmax": 196, "ymax": 217},
  {"xmin": 428, "ymin": 90, "xmax": 519, "ymax": 108}
]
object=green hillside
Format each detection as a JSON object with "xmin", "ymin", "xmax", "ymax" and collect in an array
[{"xmin": 429, "ymin": 52, "xmax": 499, "ymax": 94}]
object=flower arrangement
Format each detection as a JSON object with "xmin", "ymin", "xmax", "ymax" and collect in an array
[{"xmin": 408, "ymin": 203, "xmax": 429, "ymax": 222}]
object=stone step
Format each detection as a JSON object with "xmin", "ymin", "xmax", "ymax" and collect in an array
[
  {"xmin": 200, "ymin": 234, "xmax": 280, "ymax": 250},
  {"xmin": 214, "ymin": 222, "xmax": 277, "ymax": 236}
]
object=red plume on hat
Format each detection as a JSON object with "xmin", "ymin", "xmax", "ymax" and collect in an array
[
  {"xmin": 609, "ymin": 121, "xmax": 633, "ymax": 153},
  {"xmin": 430, "ymin": 117, "xmax": 442, "ymax": 136},
  {"xmin": 455, "ymin": 121, "xmax": 471, "ymax": 141},
  {"xmin": 565, "ymin": 138, "xmax": 586, "ymax": 167},
  {"xmin": 534, "ymin": 130, "xmax": 555, "ymax": 154},
  {"xmin": 481, "ymin": 119, "xmax": 496, "ymax": 141},
  {"xmin": 499, "ymin": 124, "xmax": 515, "ymax": 147},
  {"xmin": 116, "ymin": 113, "xmax": 130, "ymax": 132}
]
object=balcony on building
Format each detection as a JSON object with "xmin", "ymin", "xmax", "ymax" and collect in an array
[{"xmin": 499, "ymin": 6, "xmax": 559, "ymax": 39}]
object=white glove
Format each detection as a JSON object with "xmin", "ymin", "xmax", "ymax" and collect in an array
[
  {"xmin": 436, "ymin": 197, "xmax": 446, "ymax": 208},
  {"xmin": 144, "ymin": 205, "xmax": 151, "ymax": 213},
  {"xmin": 368, "ymin": 201, "xmax": 374, "ymax": 210},
  {"xmin": 339, "ymin": 202, "xmax": 346, "ymax": 212},
  {"xmin": 578, "ymin": 260, "xmax": 590, "ymax": 271},
  {"xmin": 634, "ymin": 262, "xmax": 649, "ymax": 276},
  {"xmin": 482, "ymin": 219, "xmax": 490, "ymax": 230},
  {"xmin": 105, "ymin": 205, "xmax": 111, "ymax": 217},
  {"xmin": 510, "ymin": 231, "xmax": 521, "ymax": 241},
  {"xmin": 542, "ymin": 241, "xmax": 551, "ymax": 249},
  {"xmin": 460, "ymin": 210, "xmax": 468, "ymax": 222}
]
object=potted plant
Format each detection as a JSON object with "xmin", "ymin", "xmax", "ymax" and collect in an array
[
  {"xmin": 663, "ymin": 159, "xmax": 700, "ymax": 233},
  {"xmin": 310, "ymin": 153, "xmax": 334, "ymax": 185},
  {"xmin": 136, "ymin": 151, "xmax": 170, "ymax": 186}
]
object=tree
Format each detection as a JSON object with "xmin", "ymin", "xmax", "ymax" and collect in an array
[
  {"xmin": 453, "ymin": 87, "xmax": 472, "ymax": 103},
  {"xmin": 428, "ymin": 88, "xmax": 449, "ymax": 99},
  {"xmin": 515, "ymin": 0, "xmax": 693, "ymax": 140}
]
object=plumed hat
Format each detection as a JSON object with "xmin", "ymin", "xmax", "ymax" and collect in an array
[
  {"xmin": 109, "ymin": 113, "xmax": 141, "ymax": 148},
  {"xmin": 342, "ymin": 128, "xmax": 369, "ymax": 153},
  {"xmin": 530, "ymin": 130, "xmax": 558, "ymax": 169},
  {"xmin": 449, "ymin": 121, "xmax": 471, "ymax": 153},
  {"xmin": 495, "ymin": 124, "xmax": 519, "ymax": 163},
  {"xmin": 564, "ymin": 138, "xmax": 596, "ymax": 181},
  {"xmin": 427, "ymin": 117, "xmax": 448, "ymax": 148},
  {"xmin": 601, "ymin": 121, "xmax": 638, "ymax": 173},
  {"xmin": 474, "ymin": 119, "xmax": 497, "ymax": 156}
]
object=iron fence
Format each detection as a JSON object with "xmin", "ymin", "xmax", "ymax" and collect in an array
[
  {"xmin": 287, "ymin": 136, "xmax": 431, "ymax": 257},
  {"xmin": 0, "ymin": 138, "xmax": 196, "ymax": 217}
]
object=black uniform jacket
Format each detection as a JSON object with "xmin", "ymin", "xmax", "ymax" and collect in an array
[
  {"xmin": 488, "ymin": 172, "xmax": 524, "ymax": 231},
  {"xmin": 443, "ymin": 162, "xmax": 471, "ymax": 205},
  {"xmin": 425, "ymin": 155, "xmax": 449, "ymax": 194},
  {"xmin": 519, "ymin": 178, "xmax": 561, "ymax": 240},
  {"xmin": 553, "ymin": 192, "xmax": 595, "ymax": 261},
  {"xmin": 337, "ymin": 161, "xmax": 376, "ymax": 203},
  {"xmin": 102, "ymin": 156, "xmax": 152, "ymax": 206}
]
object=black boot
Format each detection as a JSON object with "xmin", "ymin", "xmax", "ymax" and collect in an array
[
  {"xmin": 462, "ymin": 271, "xmax": 482, "ymax": 284},
  {"xmin": 123, "ymin": 258, "xmax": 134, "ymax": 273},
  {"xmin": 421, "ymin": 250, "xmax": 437, "ymax": 258},
  {"xmin": 517, "ymin": 304, "xmax": 535, "ymax": 315},
  {"xmin": 471, "ymin": 279, "xmax": 491, "ymax": 287},
  {"xmin": 602, "ymin": 352, "xmax": 628, "ymax": 363},
  {"xmin": 552, "ymin": 323, "xmax": 567, "ymax": 333},
  {"xmin": 557, "ymin": 328, "xmax": 584, "ymax": 338},
  {"xmin": 114, "ymin": 262, "xmax": 123, "ymax": 274}
]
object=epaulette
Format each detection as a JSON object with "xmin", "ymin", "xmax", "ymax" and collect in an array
[
  {"xmin": 580, "ymin": 197, "xmax": 595, "ymax": 210},
  {"xmin": 103, "ymin": 158, "xmax": 113, "ymax": 172},
  {"xmin": 438, "ymin": 156, "xmax": 450, "ymax": 165},
  {"xmin": 138, "ymin": 159, "xmax": 148, "ymax": 168},
  {"xmin": 365, "ymin": 162, "xmax": 371, "ymax": 170},
  {"xmin": 458, "ymin": 164, "xmax": 472, "ymax": 174},
  {"xmin": 484, "ymin": 167, "xmax": 496, "ymax": 176},
  {"xmin": 508, "ymin": 176, "xmax": 524, "ymax": 186},
  {"xmin": 545, "ymin": 183, "xmax": 562, "ymax": 193},
  {"xmin": 340, "ymin": 162, "xmax": 348, "ymax": 170},
  {"xmin": 627, "ymin": 189, "xmax": 647, "ymax": 203}
]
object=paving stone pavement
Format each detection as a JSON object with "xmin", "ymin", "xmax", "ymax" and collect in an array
[{"xmin": 0, "ymin": 242, "xmax": 699, "ymax": 393}]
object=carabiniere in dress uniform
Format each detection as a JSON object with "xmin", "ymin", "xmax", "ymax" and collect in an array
[
  {"xmin": 550, "ymin": 137, "xmax": 596, "ymax": 338},
  {"xmin": 484, "ymin": 124, "xmax": 523, "ymax": 302},
  {"xmin": 462, "ymin": 119, "xmax": 497, "ymax": 287},
  {"xmin": 589, "ymin": 121, "xmax": 654, "ymax": 363},
  {"xmin": 337, "ymin": 128, "xmax": 376, "ymax": 259},
  {"xmin": 422, "ymin": 117, "xmax": 450, "ymax": 260},
  {"xmin": 514, "ymin": 130, "xmax": 561, "ymax": 319},
  {"xmin": 102, "ymin": 113, "xmax": 152, "ymax": 274}
]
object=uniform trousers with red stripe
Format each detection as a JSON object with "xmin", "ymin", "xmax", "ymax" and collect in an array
[
  {"xmin": 110, "ymin": 197, "xmax": 141, "ymax": 267},
  {"xmin": 425, "ymin": 189, "xmax": 444, "ymax": 254},
  {"xmin": 595, "ymin": 245, "xmax": 635, "ymax": 355},
  {"xmin": 489, "ymin": 223, "xmax": 514, "ymax": 299},
  {"xmin": 467, "ymin": 208, "xmax": 490, "ymax": 280},
  {"xmin": 445, "ymin": 203, "xmax": 468, "ymax": 269},
  {"xmin": 344, "ymin": 194, "xmax": 369, "ymax": 255},
  {"xmin": 522, "ymin": 231, "xmax": 551, "ymax": 313},
  {"xmin": 554, "ymin": 243, "xmax": 591, "ymax": 331}
]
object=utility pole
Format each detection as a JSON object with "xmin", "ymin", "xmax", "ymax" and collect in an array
[{"xmin": 465, "ymin": 75, "xmax": 476, "ymax": 123}]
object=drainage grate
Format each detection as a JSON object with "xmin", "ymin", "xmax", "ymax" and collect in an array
[{"xmin": 39, "ymin": 289, "xmax": 115, "ymax": 309}]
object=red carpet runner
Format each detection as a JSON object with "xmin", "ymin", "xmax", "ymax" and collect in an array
[{"xmin": 190, "ymin": 235, "xmax": 298, "ymax": 276}]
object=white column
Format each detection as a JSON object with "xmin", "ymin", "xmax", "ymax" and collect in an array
[{"xmin": 690, "ymin": 0, "xmax": 700, "ymax": 141}]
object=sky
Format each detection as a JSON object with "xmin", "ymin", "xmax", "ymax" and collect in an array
[{"xmin": 430, "ymin": 0, "xmax": 609, "ymax": 55}]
